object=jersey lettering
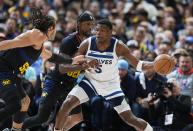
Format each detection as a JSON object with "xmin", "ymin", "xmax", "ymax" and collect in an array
[
  {"xmin": 67, "ymin": 71, "xmax": 81, "ymax": 78},
  {"xmin": 19, "ymin": 62, "xmax": 30, "ymax": 74},
  {"xmin": 86, "ymin": 37, "xmax": 119, "ymax": 81},
  {"xmin": 97, "ymin": 59, "xmax": 112, "ymax": 65}
]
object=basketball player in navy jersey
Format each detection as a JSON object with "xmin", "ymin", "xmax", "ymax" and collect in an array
[
  {"xmin": 0, "ymin": 8, "xmax": 85, "ymax": 131},
  {"xmin": 21, "ymin": 11, "xmax": 96, "ymax": 130},
  {"xmin": 54, "ymin": 19, "xmax": 157, "ymax": 131}
]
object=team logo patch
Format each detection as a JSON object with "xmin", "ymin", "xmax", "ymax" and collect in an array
[{"xmin": 2, "ymin": 79, "xmax": 11, "ymax": 86}]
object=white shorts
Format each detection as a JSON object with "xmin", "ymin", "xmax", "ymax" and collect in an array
[{"xmin": 69, "ymin": 77, "xmax": 131, "ymax": 113}]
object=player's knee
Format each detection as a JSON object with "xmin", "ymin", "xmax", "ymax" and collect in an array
[
  {"xmin": 25, "ymin": 95, "xmax": 31, "ymax": 105},
  {"xmin": 20, "ymin": 95, "xmax": 31, "ymax": 111}
]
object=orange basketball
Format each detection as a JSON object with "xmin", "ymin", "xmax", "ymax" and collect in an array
[{"xmin": 153, "ymin": 54, "xmax": 175, "ymax": 75}]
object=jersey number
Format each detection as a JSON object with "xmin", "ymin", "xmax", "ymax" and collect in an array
[{"xmin": 95, "ymin": 65, "xmax": 102, "ymax": 73}]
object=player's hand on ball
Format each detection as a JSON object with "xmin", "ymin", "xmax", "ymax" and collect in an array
[{"xmin": 153, "ymin": 54, "xmax": 175, "ymax": 75}]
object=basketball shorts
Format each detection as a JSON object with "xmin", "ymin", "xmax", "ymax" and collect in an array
[
  {"xmin": 41, "ymin": 78, "xmax": 81, "ymax": 115},
  {"xmin": 0, "ymin": 72, "xmax": 26, "ymax": 103},
  {"xmin": 69, "ymin": 77, "xmax": 131, "ymax": 113}
]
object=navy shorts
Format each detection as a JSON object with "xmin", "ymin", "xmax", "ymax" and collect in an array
[
  {"xmin": 40, "ymin": 78, "xmax": 81, "ymax": 114},
  {"xmin": 0, "ymin": 72, "xmax": 26, "ymax": 103}
]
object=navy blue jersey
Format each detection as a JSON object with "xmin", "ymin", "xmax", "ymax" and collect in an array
[
  {"xmin": 60, "ymin": 32, "xmax": 81, "ymax": 56},
  {"xmin": 48, "ymin": 32, "xmax": 81, "ymax": 84},
  {"xmin": 0, "ymin": 46, "xmax": 42, "ymax": 74}
]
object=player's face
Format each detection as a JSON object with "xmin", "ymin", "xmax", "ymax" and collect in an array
[
  {"xmin": 47, "ymin": 25, "xmax": 56, "ymax": 41},
  {"xmin": 79, "ymin": 21, "xmax": 95, "ymax": 37},
  {"xmin": 95, "ymin": 24, "xmax": 112, "ymax": 43}
]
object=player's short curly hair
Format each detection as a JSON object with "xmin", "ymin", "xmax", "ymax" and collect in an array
[{"xmin": 97, "ymin": 19, "xmax": 112, "ymax": 30}]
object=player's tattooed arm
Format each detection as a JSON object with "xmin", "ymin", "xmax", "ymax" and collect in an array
[{"xmin": 40, "ymin": 47, "xmax": 75, "ymax": 65}]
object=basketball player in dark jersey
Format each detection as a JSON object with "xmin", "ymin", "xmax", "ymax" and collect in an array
[
  {"xmin": 21, "ymin": 11, "xmax": 95, "ymax": 130},
  {"xmin": 0, "ymin": 8, "xmax": 86, "ymax": 131}
]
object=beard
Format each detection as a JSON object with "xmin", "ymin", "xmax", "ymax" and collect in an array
[{"xmin": 82, "ymin": 30, "xmax": 92, "ymax": 37}]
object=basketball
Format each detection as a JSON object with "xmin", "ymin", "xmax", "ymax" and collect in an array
[{"xmin": 153, "ymin": 54, "xmax": 175, "ymax": 75}]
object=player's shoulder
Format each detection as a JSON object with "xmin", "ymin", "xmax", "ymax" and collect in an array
[
  {"xmin": 86, "ymin": 36, "xmax": 96, "ymax": 43},
  {"xmin": 65, "ymin": 33, "xmax": 75, "ymax": 40},
  {"xmin": 115, "ymin": 39, "xmax": 127, "ymax": 48},
  {"xmin": 111, "ymin": 36, "xmax": 117, "ymax": 41},
  {"xmin": 29, "ymin": 29, "xmax": 44, "ymax": 36},
  {"xmin": 21, "ymin": 29, "xmax": 44, "ymax": 40},
  {"xmin": 82, "ymin": 36, "xmax": 92, "ymax": 44},
  {"xmin": 16, "ymin": 29, "xmax": 41, "ymax": 40},
  {"xmin": 61, "ymin": 33, "xmax": 77, "ymax": 44}
]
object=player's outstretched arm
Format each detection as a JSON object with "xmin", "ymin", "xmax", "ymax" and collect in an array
[
  {"xmin": 41, "ymin": 47, "xmax": 84, "ymax": 67},
  {"xmin": 116, "ymin": 41, "xmax": 154, "ymax": 71},
  {"xmin": 58, "ymin": 39, "xmax": 98, "ymax": 73},
  {"xmin": 0, "ymin": 29, "xmax": 46, "ymax": 50},
  {"xmin": 0, "ymin": 31, "xmax": 34, "ymax": 50},
  {"xmin": 58, "ymin": 40, "xmax": 89, "ymax": 74}
]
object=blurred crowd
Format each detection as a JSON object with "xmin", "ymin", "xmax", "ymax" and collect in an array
[{"xmin": 0, "ymin": 0, "xmax": 193, "ymax": 131}]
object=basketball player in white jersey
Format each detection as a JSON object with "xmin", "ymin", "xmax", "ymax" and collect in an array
[{"xmin": 54, "ymin": 19, "xmax": 154, "ymax": 131}]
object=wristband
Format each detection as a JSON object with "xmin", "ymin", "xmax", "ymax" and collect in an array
[{"xmin": 48, "ymin": 53, "xmax": 73, "ymax": 64}]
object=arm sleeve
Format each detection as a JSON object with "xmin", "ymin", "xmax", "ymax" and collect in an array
[{"xmin": 48, "ymin": 53, "xmax": 73, "ymax": 64}]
